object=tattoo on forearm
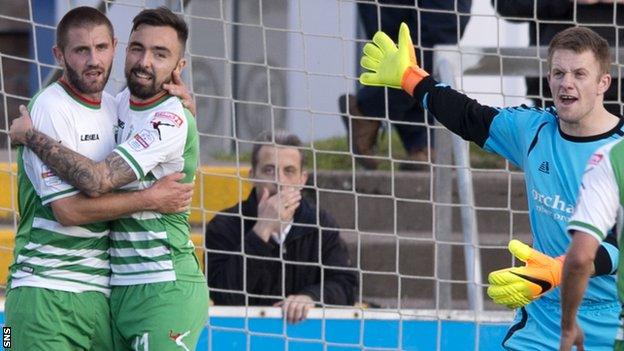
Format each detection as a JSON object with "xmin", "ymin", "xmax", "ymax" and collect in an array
[
  {"xmin": 25, "ymin": 129, "xmax": 137, "ymax": 196},
  {"xmin": 103, "ymin": 153, "xmax": 137, "ymax": 191}
]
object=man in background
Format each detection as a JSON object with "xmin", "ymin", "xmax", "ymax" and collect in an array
[{"xmin": 206, "ymin": 130, "xmax": 358, "ymax": 324}]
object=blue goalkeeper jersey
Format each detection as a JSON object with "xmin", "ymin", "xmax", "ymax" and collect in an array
[
  {"xmin": 483, "ymin": 105, "xmax": 623, "ymax": 303},
  {"xmin": 413, "ymin": 77, "xmax": 622, "ymax": 305}
]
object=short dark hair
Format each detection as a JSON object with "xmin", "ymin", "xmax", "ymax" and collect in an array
[
  {"xmin": 548, "ymin": 27, "xmax": 611, "ymax": 75},
  {"xmin": 251, "ymin": 130, "xmax": 305, "ymax": 170},
  {"xmin": 131, "ymin": 7, "xmax": 188, "ymax": 53},
  {"xmin": 56, "ymin": 6, "xmax": 114, "ymax": 50}
]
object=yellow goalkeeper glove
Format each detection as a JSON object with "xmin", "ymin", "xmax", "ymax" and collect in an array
[
  {"xmin": 359, "ymin": 22, "xmax": 429, "ymax": 95},
  {"xmin": 487, "ymin": 239, "xmax": 564, "ymax": 309}
]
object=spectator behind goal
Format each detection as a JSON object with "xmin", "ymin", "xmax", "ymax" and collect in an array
[{"xmin": 206, "ymin": 130, "xmax": 358, "ymax": 324}]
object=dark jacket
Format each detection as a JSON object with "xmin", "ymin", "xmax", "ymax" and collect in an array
[{"xmin": 205, "ymin": 190, "xmax": 358, "ymax": 306}]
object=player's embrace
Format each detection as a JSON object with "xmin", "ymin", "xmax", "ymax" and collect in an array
[
  {"xmin": 359, "ymin": 23, "xmax": 622, "ymax": 350},
  {"xmin": 4, "ymin": 6, "xmax": 198, "ymax": 350},
  {"xmin": 10, "ymin": 7, "xmax": 207, "ymax": 351}
]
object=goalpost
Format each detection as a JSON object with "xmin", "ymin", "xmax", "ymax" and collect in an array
[{"xmin": 2, "ymin": 0, "xmax": 602, "ymax": 349}]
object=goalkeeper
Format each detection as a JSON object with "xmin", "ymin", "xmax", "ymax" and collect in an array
[{"xmin": 359, "ymin": 23, "xmax": 620, "ymax": 350}]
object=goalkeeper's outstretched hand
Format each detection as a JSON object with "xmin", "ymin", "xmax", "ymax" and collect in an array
[
  {"xmin": 487, "ymin": 240, "xmax": 564, "ymax": 309},
  {"xmin": 359, "ymin": 22, "xmax": 429, "ymax": 94}
]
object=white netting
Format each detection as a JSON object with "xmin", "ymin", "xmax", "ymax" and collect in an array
[{"xmin": 6, "ymin": 0, "xmax": 619, "ymax": 349}]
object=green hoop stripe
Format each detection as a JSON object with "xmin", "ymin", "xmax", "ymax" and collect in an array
[
  {"xmin": 568, "ymin": 220, "xmax": 605, "ymax": 240},
  {"xmin": 40, "ymin": 187, "xmax": 78, "ymax": 204},
  {"xmin": 114, "ymin": 146, "xmax": 144, "ymax": 179}
]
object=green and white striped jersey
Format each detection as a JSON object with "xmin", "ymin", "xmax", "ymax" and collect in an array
[
  {"xmin": 567, "ymin": 139, "xmax": 624, "ymax": 303},
  {"xmin": 9, "ymin": 80, "xmax": 117, "ymax": 295},
  {"xmin": 110, "ymin": 88, "xmax": 204, "ymax": 285}
]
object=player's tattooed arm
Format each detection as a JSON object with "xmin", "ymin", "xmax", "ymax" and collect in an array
[
  {"xmin": 23, "ymin": 129, "xmax": 137, "ymax": 197},
  {"xmin": 9, "ymin": 105, "xmax": 136, "ymax": 197}
]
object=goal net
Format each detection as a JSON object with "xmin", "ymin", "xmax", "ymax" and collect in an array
[{"xmin": 3, "ymin": 0, "xmax": 613, "ymax": 349}]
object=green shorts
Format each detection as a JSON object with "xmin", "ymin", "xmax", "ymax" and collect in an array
[
  {"xmin": 4, "ymin": 286, "xmax": 112, "ymax": 350},
  {"xmin": 110, "ymin": 281, "xmax": 208, "ymax": 351}
]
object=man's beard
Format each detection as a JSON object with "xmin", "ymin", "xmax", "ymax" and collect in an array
[
  {"xmin": 126, "ymin": 65, "xmax": 171, "ymax": 100},
  {"xmin": 65, "ymin": 62, "xmax": 110, "ymax": 95}
]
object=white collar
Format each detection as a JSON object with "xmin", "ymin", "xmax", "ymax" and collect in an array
[{"xmin": 271, "ymin": 223, "xmax": 292, "ymax": 244}]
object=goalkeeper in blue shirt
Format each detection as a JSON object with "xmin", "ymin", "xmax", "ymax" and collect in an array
[{"xmin": 358, "ymin": 24, "xmax": 621, "ymax": 350}]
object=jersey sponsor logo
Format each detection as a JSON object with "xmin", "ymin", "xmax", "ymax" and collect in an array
[
  {"xmin": 41, "ymin": 165, "xmax": 61, "ymax": 187},
  {"xmin": 589, "ymin": 153, "xmax": 604, "ymax": 166},
  {"xmin": 151, "ymin": 120, "xmax": 175, "ymax": 140},
  {"xmin": 581, "ymin": 154, "xmax": 604, "ymax": 181},
  {"xmin": 80, "ymin": 133, "xmax": 100, "ymax": 141},
  {"xmin": 169, "ymin": 330, "xmax": 191, "ymax": 351},
  {"xmin": 538, "ymin": 161, "xmax": 549, "ymax": 174},
  {"xmin": 532, "ymin": 189, "xmax": 574, "ymax": 222},
  {"xmin": 128, "ymin": 129, "xmax": 156, "ymax": 151},
  {"xmin": 153, "ymin": 111, "xmax": 183, "ymax": 127}
]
